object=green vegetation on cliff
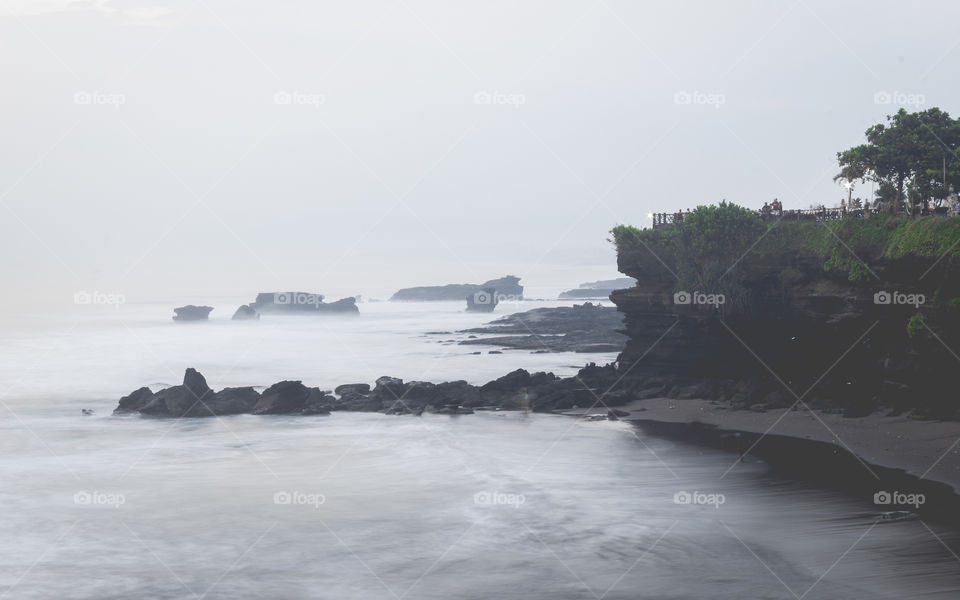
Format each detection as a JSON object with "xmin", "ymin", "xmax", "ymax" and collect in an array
[
  {"xmin": 611, "ymin": 204, "xmax": 960, "ymax": 318},
  {"xmin": 613, "ymin": 209, "xmax": 960, "ymax": 283}
]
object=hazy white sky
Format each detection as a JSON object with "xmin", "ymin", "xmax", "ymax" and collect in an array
[{"xmin": 1, "ymin": 0, "xmax": 958, "ymax": 310}]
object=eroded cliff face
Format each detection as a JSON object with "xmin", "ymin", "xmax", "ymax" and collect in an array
[{"xmin": 610, "ymin": 224, "xmax": 960, "ymax": 418}]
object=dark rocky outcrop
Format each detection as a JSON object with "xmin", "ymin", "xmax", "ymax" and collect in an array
[
  {"xmin": 250, "ymin": 293, "xmax": 359, "ymax": 314},
  {"xmin": 609, "ymin": 212, "xmax": 960, "ymax": 417},
  {"xmin": 232, "ymin": 305, "xmax": 260, "ymax": 320},
  {"xmin": 458, "ymin": 303, "xmax": 626, "ymax": 352},
  {"xmin": 172, "ymin": 305, "xmax": 213, "ymax": 321},
  {"xmin": 302, "ymin": 388, "xmax": 335, "ymax": 415},
  {"xmin": 390, "ymin": 276, "xmax": 523, "ymax": 302},
  {"xmin": 334, "ymin": 383, "xmax": 370, "ymax": 396},
  {"xmin": 113, "ymin": 363, "xmax": 626, "ymax": 418},
  {"xmin": 114, "ymin": 387, "xmax": 155, "ymax": 414},
  {"xmin": 210, "ymin": 387, "xmax": 261, "ymax": 415},
  {"xmin": 251, "ymin": 381, "xmax": 312, "ymax": 415},
  {"xmin": 139, "ymin": 368, "xmax": 216, "ymax": 417}
]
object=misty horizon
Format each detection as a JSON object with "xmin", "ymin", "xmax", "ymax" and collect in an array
[{"xmin": 3, "ymin": 1, "xmax": 958, "ymax": 316}]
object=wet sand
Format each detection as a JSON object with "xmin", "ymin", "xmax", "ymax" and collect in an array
[{"xmin": 575, "ymin": 398, "xmax": 960, "ymax": 494}]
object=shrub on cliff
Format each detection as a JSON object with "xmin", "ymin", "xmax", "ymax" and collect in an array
[
  {"xmin": 612, "ymin": 202, "xmax": 764, "ymax": 314},
  {"xmin": 613, "ymin": 207, "xmax": 960, "ymax": 303}
]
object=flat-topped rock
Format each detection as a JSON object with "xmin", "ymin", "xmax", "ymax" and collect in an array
[
  {"xmin": 250, "ymin": 292, "xmax": 359, "ymax": 314},
  {"xmin": 172, "ymin": 305, "xmax": 213, "ymax": 321}
]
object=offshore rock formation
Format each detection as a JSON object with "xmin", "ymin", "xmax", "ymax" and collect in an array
[
  {"xmin": 249, "ymin": 292, "xmax": 359, "ymax": 314},
  {"xmin": 390, "ymin": 276, "xmax": 523, "ymax": 302},
  {"xmin": 609, "ymin": 210, "xmax": 960, "ymax": 418},
  {"xmin": 559, "ymin": 277, "xmax": 636, "ymax": 299},
  {"xmin": 232, "ymin": 305, "xmax": 260, "ymax": 320},
  {"xmin": 465, "ymin": 288, "xmax": 498, "ymax": 312},
  {"xmin": 172, "ymin": 305, "xmax": 213, "ymax": 321}
]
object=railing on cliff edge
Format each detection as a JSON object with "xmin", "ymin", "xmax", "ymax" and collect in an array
[{"xmin": 649, "ymin": 206, "xmax": 956, "ymax": 229}]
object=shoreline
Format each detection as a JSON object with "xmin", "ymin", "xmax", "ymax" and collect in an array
[{"xmin": 601, "ymin": 398, "xmax": 960, "ymax": 523}]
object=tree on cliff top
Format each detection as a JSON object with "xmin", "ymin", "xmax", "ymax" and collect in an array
[{"xmin": 837, "ymin": 108, "xmax": 960, "ymax": 213}]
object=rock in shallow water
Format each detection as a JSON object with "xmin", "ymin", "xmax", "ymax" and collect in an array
[
  {"xmin": 114, "ymin": 386, "xmax": 155, "ymax": 414},
  {"xmin": 231, "ymin": 304, "xmax": 260, "ymax": 320},
  {"xmin": 251, "ymin": 381, "xmax": 311, "ymax": 415},
  {"xmin": 113, "ymin": 362, "xmax": 614, "ymax": 418}
]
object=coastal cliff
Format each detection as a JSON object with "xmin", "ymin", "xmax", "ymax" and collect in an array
[{"xmin": 610, "ymin": 204, "xmax": 960, "ymax": 418}]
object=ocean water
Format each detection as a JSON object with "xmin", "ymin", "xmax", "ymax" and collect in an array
[
  {"xmin": 2, "ymin": 300, "xmax": 959, "ymax": 598},
  {"xmin": 0, "ymin": 298, "xmax": 619, "ymax": 408}
]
